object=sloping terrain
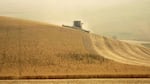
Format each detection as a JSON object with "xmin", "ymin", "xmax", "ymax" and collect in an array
[
  {"xmin": 91, "ymin": 34, "xmax": 150, "ymax": 66},
  {"xmin": 121, "ymin": 40, "xmax": 150, "ymax": 48},
  {"xmin": 0, "ymin": 16, "xmax": 150, "ymax": 79}
]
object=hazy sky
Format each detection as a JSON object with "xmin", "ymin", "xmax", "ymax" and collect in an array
[{"xmin": 0, "ymin": 0, "xmax": 150, "ymax": 41}]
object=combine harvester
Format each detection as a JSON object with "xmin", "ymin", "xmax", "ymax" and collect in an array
[{"xmin": 62, "ymin": 20, "xmax": 90, "ymax": 33}]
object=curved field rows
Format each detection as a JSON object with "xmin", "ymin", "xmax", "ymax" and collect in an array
[
  {"xmin": 90, "ymin": 34, "xmax": 150, "ymax": 66},
  {"xmin": 0, "ymin": 16, "xmax": 150, "ymax": 79}
]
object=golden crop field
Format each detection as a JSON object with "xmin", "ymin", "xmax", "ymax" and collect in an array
[
  {"xmin": 0, "ymin": 79, "xmax": 150, "ymax": 84},
  {"xmin": 0, "ymin": 16, "xmax": 150, "ymax": 79}
]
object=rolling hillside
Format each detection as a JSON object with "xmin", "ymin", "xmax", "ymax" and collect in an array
[
  {"xmin": 0, "ymin": 16, "xmax": 150, "ymax": 79},
  {"xmin": 91, "ymin": 34, "xmax": 150, "ymax": 66}
]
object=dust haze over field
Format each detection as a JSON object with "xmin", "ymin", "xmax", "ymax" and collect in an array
[
  {"xmin": 0, "ymin": 0, "xmax": 150, "ymax": 80},
  {"xmin": 0, "ymin": 0, "xmax": 150, "ymax": 41},
  {"xmin": 0, "ymin": 16, "xmax": 150, "ymax": 79}
]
